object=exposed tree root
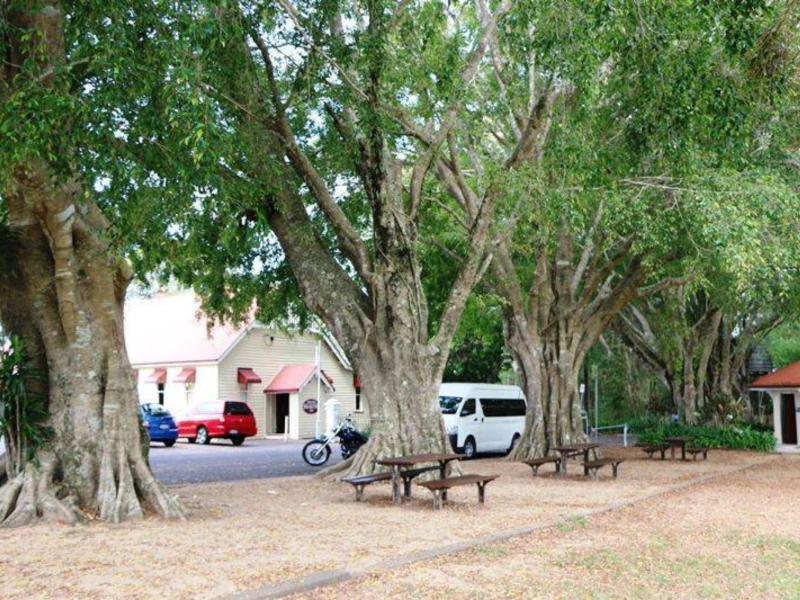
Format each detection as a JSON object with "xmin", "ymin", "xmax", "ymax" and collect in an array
[
  {"xmin": 316, "ymin": 435, "xmax": 382, "ymax": 481},
  {"xmin": 96, "ymin": 437, "xmax": 186, "ymax": 523},
  {"xmin": 0, "ymin": 454, "xmax": 80, "ymax": 527},
  {"xmin": 0, "ymin": 446, "xmax": 186, "ymax": 528}
]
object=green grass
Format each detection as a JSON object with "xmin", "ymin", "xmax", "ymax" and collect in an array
[{"xmin": 556, "ymin": 515, "xmax": 589, "ymax": 532}]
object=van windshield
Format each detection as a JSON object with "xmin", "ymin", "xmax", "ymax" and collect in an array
[{"xmin": 439, "ymin": 396, "xmax": 462, "ymax": 414}]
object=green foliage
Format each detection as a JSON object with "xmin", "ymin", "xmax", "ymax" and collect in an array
[
  {"xmin": 768, "ymin": 322, "xmax": 800, "ymax": 369},
  {"xmin": 0, "ymin": 336, "xmax": 51, "ymax": 462},
  {"xmin": 442, "ymin": 295, "xmax": 510, "ymax": 383},
  {"xmin": 632, "ymin": 418, "xmax": 775, "ymax": 452}
]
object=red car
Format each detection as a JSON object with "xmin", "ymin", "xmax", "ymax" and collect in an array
[{"xmin": 178, "ymin": 400, "xmax": 258, "ymax": 446}]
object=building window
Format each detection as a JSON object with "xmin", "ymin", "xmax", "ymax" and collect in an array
[
  {"xmin": 157, "ymin": 383, "xmax": 165, "ymax": 405},
  {"xmin": 239, "ymin": 384, "xmax": 249, "ymax": 403},
  {"xmin": 355, "ymin": 385, "xmax": 362, "ymax": 412}
]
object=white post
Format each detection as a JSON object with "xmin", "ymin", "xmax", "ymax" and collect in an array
[
  {"xmin": 593, "ymin": 365, "xmax": 599, "ymax": 442},
  {"xmin": 623, "ymin": 424, "xmax": 628, "ymax": 447},
  {"xmin": 314, "ymin": 339, "xmax": 322, "ymax": 438},
  {"xmin": 284, "ymin": 416, "xmax": 289, "ymax": 442}
]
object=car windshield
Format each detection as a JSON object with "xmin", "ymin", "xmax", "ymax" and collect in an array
[
  {"xmin": 225, "ymin": 401, "xmax": 252, "ymax": 416},
  {"xmin": 143, "ymin": 404, "xmax": 170, "ymax": 417},
  {"xmin": 439, "ymin": 396, "xmax": 462, "ymax": 415}
]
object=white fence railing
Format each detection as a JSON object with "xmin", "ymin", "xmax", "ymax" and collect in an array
[{"xmin": 590, "ymin": 423, "xmax": 629, "ymax": 447}]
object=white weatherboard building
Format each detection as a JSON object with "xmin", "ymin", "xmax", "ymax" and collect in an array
[{"xmin": 125, "ymin": 293, "xmax": 366, "ymax": 440}]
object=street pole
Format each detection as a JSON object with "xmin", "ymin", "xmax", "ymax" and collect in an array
[
  {"xmin": 593, "ymin": 364, "xmax": 599, "ymax": 442},
  {"xmin": 314, "ymin": 339, "xmax": 322, "ymax": 438}
]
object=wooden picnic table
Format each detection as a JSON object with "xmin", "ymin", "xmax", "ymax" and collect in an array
[
  {"xmin": 376, "ymin": 453, "xmax": 465, "ymax": 505},
  {"xmin": 552, "ymin": 443, "xmax": 600, "ymax": 477},
  {"xmin": 664, "ymin": 437, "xmax": 690, "ymax": 461}
]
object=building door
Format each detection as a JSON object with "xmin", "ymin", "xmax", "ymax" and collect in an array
[
  {"xmin": 276, "ymin": 393, "xmax": 290, "ymax": 434},
  {"xmin": 781, "ymin": 393, "xmax": 798, "ymax": 445}
]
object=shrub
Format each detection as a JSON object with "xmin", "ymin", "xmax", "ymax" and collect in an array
[
  {"xmin": 0, "ymin": 335, "xmax": 51, "ymax": 474},
  {"xmin": 634, "ymin": 418, "xmax": 775, "ymax": 452}
]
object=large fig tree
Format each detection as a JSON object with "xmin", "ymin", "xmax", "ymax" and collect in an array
[{"xmin": 0, "ymin": 0, "xmax": 184, "ymax": 525}]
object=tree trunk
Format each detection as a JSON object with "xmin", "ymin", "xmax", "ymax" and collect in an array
[
  {"xmin": 505, "ymin": 312, "xmax": 547, "ymax": 461},
  {"xmin": 0, "ymin": 163, "xmax": 185, "ymax": 527},
  {"xmin": 320, "ymin": 360, "xmax": 452, "ymax": 479},
  {"xmin": 0, "ymin": 1, "xmax": 184, "ymax": 526}
]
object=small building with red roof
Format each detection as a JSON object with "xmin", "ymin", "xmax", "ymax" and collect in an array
[
  {"xmin": 750, "ymin": 361, "xmax": 800, "ymax": 449},
  {"xmin": 125, "ymin": 292, "xmax": 365, "ymax": 440}
]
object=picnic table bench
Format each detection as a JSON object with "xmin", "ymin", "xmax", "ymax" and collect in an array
[
  {"xmin": 375, "ymin": 453, "xmax": 465, "ymax": 505},
  {"xmin": 521, "ymin": 457, "xmax": 561, "ymax": 477},
  {"xmin": 552, "ymin": 443, "xmax": 600, "ymax": 477},
  {"xmin": 686, "ymin": 447, "xmax": 710, "ymax": 460},
  {"xmin": 343, "ymin": 466, "xmax": 440, "ymax": 502},
  {"xmin": 664, "ymin": 436, "xmax": 690, "ymax": 461},
  {"xmin": 640, "ymin": 444, "xmax": 669, "ymax": 460},
  {"xmin": 582, "ymin": 458, "xmax": 625, "ymax": 480},
  {"xmin": 417, "ymin": 474, "xmax": 499, "ymax": 510}
]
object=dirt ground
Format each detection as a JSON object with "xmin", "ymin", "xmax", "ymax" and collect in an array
[
  {"xmin": 0, "ymin": 447, "xmax": 778, "ymax": 598},
  {"xmin": 309, "ymin": 453, "xmax": 800, "ymax": 599}
]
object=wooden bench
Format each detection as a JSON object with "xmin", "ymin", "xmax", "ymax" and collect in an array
[
  {"xmin": 521, "ymin": 457, "xmax": 561, "ymax": 477},
  {"xmin": 686, "ymin": 447, "xmax": 709, "ymax": 460},
  {"xmin": 641, "ymin": 445, "xmax": 669, "ymax": 460},
  {"xmin": 343, "ymin": 466, "xmax": 441, "ymax": 502},
  {"xmin": 583, "ymin": 458, "xmax": 625, "ymax": 481},
  {"xmin": 342, "ymin": 473, "xmax": 392, "ymax": 502},
  {"xmin": 417, "ymin": 474, "xmax": 499, "ymax": 510},
  {"xmin": 398, "ymin": 466, "xmax": 440, "ymax": 497}
]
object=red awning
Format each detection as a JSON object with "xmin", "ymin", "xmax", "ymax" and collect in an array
[
  {"xmin": 265, "ymin": 364, "xmax": 334, "ymax": 394},
  {"xmin": 173, "ymin": 368, "xmax": 196, "ymax": 384},
  {"xmin": 238, "ymin": 367, "xmax": 262, "ymax": 385},
  {"xmin": 146, "ymin": 368, "xmax": 167, "ymax": 384}
]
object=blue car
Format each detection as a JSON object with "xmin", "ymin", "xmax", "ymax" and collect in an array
[{"xmin": 140, "ymin": 403, "xmax": 179, "ymax": 447}]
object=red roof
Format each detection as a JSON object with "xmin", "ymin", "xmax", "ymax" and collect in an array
[
  {"xmin": 146, "ymin": 369, "xmax": 167, "ymax": 384},
  {"xmin": 173, "ymin": 368, "xmax": 196, "ymax": 384},
  {"xmin": 265, "ymin": 364, "xmax": 334, "ymax": 394},
  {"xmin": 125, "ymin": 293, "xmax": 249, "ymax": 366},
  {"xmin": 238, "ymin": 368, "xmax": 262, "ymax": 385},
  {"xmin": 750, "ymin": 361, "xmax": 800, "ymax": 388}
]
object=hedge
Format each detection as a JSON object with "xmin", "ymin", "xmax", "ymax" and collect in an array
[{"xmin": 630, "ymin": 418, "xmax": 775, "ymax": 452}]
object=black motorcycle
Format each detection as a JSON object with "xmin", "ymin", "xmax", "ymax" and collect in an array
[{"xmin": 302, "ymin": 414, "xmax": 367, "ymax": 466}]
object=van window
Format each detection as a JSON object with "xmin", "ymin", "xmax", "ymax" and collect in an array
[
  {"xmin": 439, "ymin": 396, "xmax": 463, "ymax": 415},
  {"xmin": 481, "ymin": 398, "xmax": 526, "ymax": 417},
  {"xmin": 460, "ymin": 398, "xmax": 476, "ymax": 417}
]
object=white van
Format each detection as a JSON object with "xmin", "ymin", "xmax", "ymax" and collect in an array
[{"xmin": 439, "ymin": 383, "xmax": 526, "ymax": 458}]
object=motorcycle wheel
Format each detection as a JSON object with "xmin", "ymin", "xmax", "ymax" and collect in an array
[{"xmin": 302, "ymin": 440, "xmax": 332, "ymax": 466}]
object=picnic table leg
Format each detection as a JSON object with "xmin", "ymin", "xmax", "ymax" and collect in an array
[
  {"xmin": 681, "ymin": 443, "xmax": 686, "ymax": 461},
  {"xmin": 670, "ymin": 444, "xmax": 675, "ymax": 461},
  {"xmin": 391, "ymin": 466, "xmax": 402, "ymax": 505},
  {"xmin": 439, "ymin": 461, "xmax": 448, "ymax": 502},
  {"xmin": 477, "ymin": 482, "xmax": 486, "ymax": 504},
  {"xmin": 403, "ymin": 476, "xmax": 413, "ymax": 498},
  {"xmin": 583, "ymin": 450, "xmax": 590, "ymax": 476},
  {"xmin": 559, "ymin": 454, "xmax": 567, "ymax": 478}
]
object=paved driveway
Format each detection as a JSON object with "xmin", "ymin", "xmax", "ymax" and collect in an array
[{"xmin": 149, "ymin": 438, "xmax": 342, "ymax": 485}]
